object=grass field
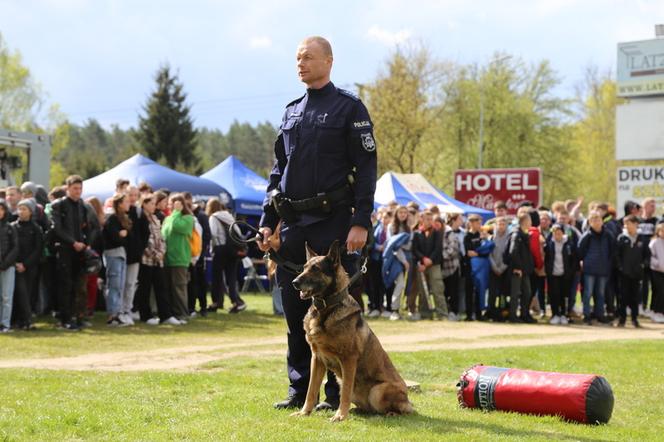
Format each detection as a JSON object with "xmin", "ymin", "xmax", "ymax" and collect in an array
[{"xmin": 1, "ymin": 294, "xmax": 663, "ymax": 441}]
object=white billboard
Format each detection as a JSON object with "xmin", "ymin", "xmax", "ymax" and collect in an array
[
  {"xmin": 615, "ymin": 98, "xmax": 664, "ymax": 161},
  {"xmin": 617, "ymin": 166, "xmax": 664, "ymax": 218},
  {"xmin": 617, "ymin": 39, "xmax": 664, "ymax": 97}
]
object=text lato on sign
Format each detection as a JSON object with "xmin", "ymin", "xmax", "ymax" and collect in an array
[{"xmin": 454, "ymin": 169, "xmax": 542, "ymax": 215}]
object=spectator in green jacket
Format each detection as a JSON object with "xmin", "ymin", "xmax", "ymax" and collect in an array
[{"xmin": 161, "ymin": 193, "xmax": 194, "ymax": 322}]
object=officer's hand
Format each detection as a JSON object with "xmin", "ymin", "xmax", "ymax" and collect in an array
[
  {"xmin": 345, "ymin": 226, "xmax": 368, "ymax": 253},
  {"xmin": 257, "ymin": 227, "xmax": 273, "ymax": 252}
]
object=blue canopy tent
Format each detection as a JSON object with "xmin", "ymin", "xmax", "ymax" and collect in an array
[
  {"xmin": 202, "ymin": 155, "xmax": 270, "ymax": 291},
  {"xmin": 82, "ymin": 154, "xmax": 232, "ymax": 205},
  {"xmin": 200, "ymin": 155, "xmax": 268, "ymax": 216},
  {"xmin": 374, "ymin": 172, "xmax": 493, "ymax": 220}
]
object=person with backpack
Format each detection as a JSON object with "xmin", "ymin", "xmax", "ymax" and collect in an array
[
  {"xmin": 207, "ymin": 197, "xmax": 247, "ymax": 314},
  {"xmin": 161, "ymin": 193, "xmax": 195, "ymax": 322}
]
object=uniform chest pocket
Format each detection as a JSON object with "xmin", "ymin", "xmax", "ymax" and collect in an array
[
  {"xmin": 315, "ymin": 116, "xmax": 346, "ymax": 156},
  {"xmin": 281, "ymin": 117, "xmax": 300, "ymax": 133},
  {"xmin": 281, "ymin": 118, "xmax": 301, "ymax": 155}
]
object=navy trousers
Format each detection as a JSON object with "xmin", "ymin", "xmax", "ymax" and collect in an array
[{"xmin": 276, "ymin": 210, "xmax": 357, "ymax": 400}]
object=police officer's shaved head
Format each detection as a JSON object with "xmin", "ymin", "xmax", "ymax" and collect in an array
[
  {"xmin": 296, "ymin": 36, "xmax": 333, "ymax": 88},
  {"xmin": 300, "ymin": 36, "xmax": 333, "ymax": 58}
]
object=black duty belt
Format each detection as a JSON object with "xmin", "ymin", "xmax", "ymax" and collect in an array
[
  {"xmin": 287, "ymin": 186, "xmax": 353, "ymax": 212},
  {"xmin": 271, "ymin": 185, "xmax": 354, "ymax": 223}
]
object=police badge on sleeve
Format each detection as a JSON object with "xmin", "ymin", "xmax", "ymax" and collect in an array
[{"xmin": 361, "ymin": 133, "xmax": 376, "ymax": 152}]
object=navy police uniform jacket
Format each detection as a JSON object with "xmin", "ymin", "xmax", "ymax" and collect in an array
[{"xmin": 260, "ymin": 81, "xmax": 377, "ymax": 230}]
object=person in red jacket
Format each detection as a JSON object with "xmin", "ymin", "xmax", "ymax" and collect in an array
[{"xmin": 529, "ymin": 215, "xmax": 546, "ymax": 317}]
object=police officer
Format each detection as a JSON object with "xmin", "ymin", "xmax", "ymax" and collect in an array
[{"xmin": 258, "ymin": 36, "xmax": 377, "ymax": 410}]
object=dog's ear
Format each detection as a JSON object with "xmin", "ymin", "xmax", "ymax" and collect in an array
[
  {"xmin": 327, "ymin": 240, "xmax": 341, "ymax": 265},
  {"xmin": 305, "ymin": 242, "xmax": 318, "ymax": 261}
]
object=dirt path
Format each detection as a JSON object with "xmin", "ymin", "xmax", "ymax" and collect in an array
[{"xmin": 1, "ymin": 320, "xmax": 662, "ymax": 372}]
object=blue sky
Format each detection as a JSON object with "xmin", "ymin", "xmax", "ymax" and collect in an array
[{"xmin": 1, "ymin": 0, "xmax": 662, "ymax": 131}]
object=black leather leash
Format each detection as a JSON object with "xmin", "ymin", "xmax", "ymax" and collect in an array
[{"xmin": 229, "ymin": 221, "xmax": 368, "ymax": 283}]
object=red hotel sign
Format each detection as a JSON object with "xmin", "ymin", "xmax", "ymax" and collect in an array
[{"xmin": 454, "ymin": 168, "xmax": 542, "ymax": 215}]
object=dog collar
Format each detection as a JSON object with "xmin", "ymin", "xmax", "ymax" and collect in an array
[{"xmin": 312, "ymin": 288, "xmax": 348, "ymax": 311}]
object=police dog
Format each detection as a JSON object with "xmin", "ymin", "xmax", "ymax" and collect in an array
[{"xmin": 291, "ymin": 241, "xmax": 413, "ymax": 422}]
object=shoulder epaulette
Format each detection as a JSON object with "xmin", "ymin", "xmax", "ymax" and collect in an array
[
  {"xmin": 286, "ymin": 94, "xmax": 306, "ymax": 108},
  {"xmin": 338, "ymin": 88, "xmax": 360, "ymax": 101}
]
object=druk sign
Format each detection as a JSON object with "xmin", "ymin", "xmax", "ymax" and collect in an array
[
  {"xmin": 454, "ymin": 168, "xmax": 542, "ymax": 215},
  {"xmin": 617, "ymin": 166, "xmax": 664, "ymax": 218}
]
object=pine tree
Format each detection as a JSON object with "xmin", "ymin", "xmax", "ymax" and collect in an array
[{"xmin": 136, "ymin": 64, "xmax": 198, "ymax": 170}]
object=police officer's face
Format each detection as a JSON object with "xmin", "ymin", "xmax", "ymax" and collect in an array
[{"xmin": 296, "ymin": 42, "xmax": 332, "ymax": 87}]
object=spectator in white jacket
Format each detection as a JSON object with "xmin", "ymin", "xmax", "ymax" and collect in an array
[
  {"xmin": 206, "ymin": 198, "xmax": 246, "ymax": 314},
  {"xmin": 649, "ymin": 223, "xmax": 664, "ymax": 323}
]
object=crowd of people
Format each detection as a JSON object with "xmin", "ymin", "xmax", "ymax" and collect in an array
[
  {"xmin": 364, "ymin": 197, "xmax": 664, "ymax": 328},
  {"xmin": 1, "ymin": 173, "xmax": 663, "ymax": 333},
  {"xmin": 0, "ymin": 175, "xmax": 247, "ymax": 332}
]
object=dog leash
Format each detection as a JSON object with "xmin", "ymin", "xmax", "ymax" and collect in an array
[
  {"xmin": 230, "ymin": 220, "xmax": 368, "ymax": 281},
  {"xmin": 229, "ymin": 221, "xmax": 304, "ymax": 274}
]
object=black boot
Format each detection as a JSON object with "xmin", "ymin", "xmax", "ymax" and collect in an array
[
  {"xmin": 273, "ymin": 395, "xmax": 305, "ymax": 410},
  {"xmin": 314, "ymin": 396, "xmax": 340, "ymax": 412}
]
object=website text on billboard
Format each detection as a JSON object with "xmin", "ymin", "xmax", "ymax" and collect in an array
[{"xmin": 617, "ymin": 39, "xmax": 664, "ymax": 98}]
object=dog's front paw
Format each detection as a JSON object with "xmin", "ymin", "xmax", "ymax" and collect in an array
[
  {"xmin": 290, "ymin": 409, "xmax": 312, "ymax": 417},
  {"xmin": 330, "ymin": 412, "xmax": 348, "ymax": 422}
]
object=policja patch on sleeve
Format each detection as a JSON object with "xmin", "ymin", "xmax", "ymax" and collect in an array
[{"xmin": 361, "ymin": 133, "xmax": 376, "ymax": 152}]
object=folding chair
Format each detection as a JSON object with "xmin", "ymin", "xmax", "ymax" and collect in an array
[{"xmin": 241, "ymin": 257, "xmax": 269, "ymax": 293}]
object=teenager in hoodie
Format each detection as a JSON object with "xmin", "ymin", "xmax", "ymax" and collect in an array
[
  {"xmin": 649, "ymin": 223, "xmax": 664, "ymax": 323},
  {"xmin": 162, "ymin": 194, "xmax": 195, "ymax": 322},
  {"xmin": 442, "ymin": 214, "xmax": 463, "ymax": 321},
  {"xmin": 0, "ymin": 199, "xmax": 18, "ymax": 333},
  {"xmin": 508, "ymin": 212, "xmax": 536, "ymax": 323},
  {"xmin": 616, "ymin": 215, "xmax": 650, "ymax": 327},
  {"xmin": 412, "ymin": 210, "xmax": 446, "ymax": 320},
  {"xmin": 578, "ymin": 210, "xmax": 615, "ymax": 325},
  {"xmin": 556, "ymin": 209, "xmax": 582, "ymax": 317},
  {"xmin": 488, "ymin": 216, "xmax": 510, "ymax": 321},
  {"xmin": 545, "ymin": 224, "xmax": 575, "ymax": 325},
  {"xmin": 11, "ymin": 199, "xmax": 43, "ymax": 330}
]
